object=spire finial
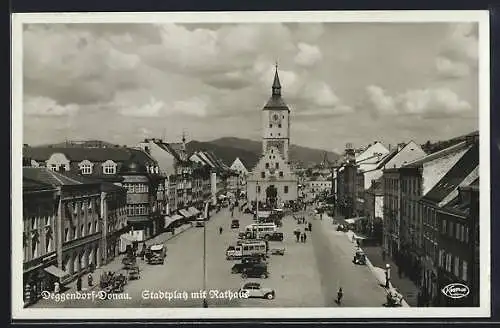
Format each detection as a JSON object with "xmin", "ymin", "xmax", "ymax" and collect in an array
[
  {"xmin": 272, "ymin": 62, "xmax": 281, "ymax": 96},
  {"xmin": 182, "ymin": 130, "xmax": 186, "ymax": 144}
]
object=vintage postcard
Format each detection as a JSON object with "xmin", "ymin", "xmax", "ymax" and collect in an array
[{"xmin": 11, "ymin": 11, "xmax": 490, "ymax": 320}]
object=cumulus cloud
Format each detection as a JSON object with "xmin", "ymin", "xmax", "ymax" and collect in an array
[
  {"xmin": 24, "ymin": 96, "xmax": 79, "ymax": 116},
  {"xmin": 364, "ymin": 85, "xmax": 472, "ymax": 117},
  {"xmin": 294, "ymin": 43, "xmax": 322, "ymax": 67},
  {"xmin": 435, "ymin": 23, "xmax": 478, "ymax": 78},
  {"xmin": 119, "ymin": 97, "xmax": 164, "ymax": 117},
  {"xmin": 169, "ymin": 97, "xmax": 208, "ymax": 118},
  {"xmin": 365, "ymin": 85, "xmax": 398, "ymax": 115}
]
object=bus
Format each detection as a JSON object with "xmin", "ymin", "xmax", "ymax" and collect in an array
[
  {"xmin": 245, "ymin": 223, "xmax": 278, "ymax": 240},
  {"xmin": 226, "ymin": 240, "xmax": 267, "ymax": 260}
]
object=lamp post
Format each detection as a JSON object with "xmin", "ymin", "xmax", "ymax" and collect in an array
[
  {"xmin": 256, "ymin": 182, "xmax": 259, "ymax": 215},
  {"xmin": 202, "ymin": 200, "xmax": 208, "ymax": 308}
]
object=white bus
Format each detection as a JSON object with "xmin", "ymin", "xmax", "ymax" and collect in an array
[
  {"xmin": 226, "ymin": 240, "xmax": 267, "ymax": 260},
  {"xmin": 245, "ymin": 223, "xmax": 278, "ymax": 240}
]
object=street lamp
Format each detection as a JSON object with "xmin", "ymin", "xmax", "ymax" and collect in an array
[{"xmin": 202, "ymin": 201, "xmax": 208, "ymax": 308}]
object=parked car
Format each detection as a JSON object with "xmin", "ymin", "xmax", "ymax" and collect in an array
[
  {"xmin": 231, "ymin": 219, "xmax": 240, "ymax": 229},
  {"xmin": 270, "ymin": 248, "xmax": 285, "ymax": 256},
  {"xmin": 268, "ymin": 232, "xmax": 284, "ymax": 241},
  {"xmin": 241, "ymin": 264, "xmax": 269, "ymax": 279},
  {"xmin": 239, "ymin": 282, "xmax": 275, "ymax": 300},
  {"xmin": 232, "ymin": 261, "xmax": 266, "ymax": 274}
]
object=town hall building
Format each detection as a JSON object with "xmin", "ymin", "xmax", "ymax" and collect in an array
[{"xmin": 246, "ymin": 65, "xmax": 298, "ymax": 207}]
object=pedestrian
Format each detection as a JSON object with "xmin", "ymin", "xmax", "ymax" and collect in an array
[
  {"xmin": 76, "ymin": 276, "xmax": 82, "ymax": 291},
  {"xmin": 300, "ymin": 233, "xmax": 304, "ymax": 243},
  {"xmin": 54, "ymin": 281, "xmax": 60, "ymax": 294},
  {"xmin": 308, "ymin": 222, "xmax": 312, "ymax": 232},
  {"xmin": 303, "ymin": 232, "xmax": 307, "ymax": 243},
  {"xmin": 219, "ymin": 226, "xmax": 223, "ymax": 235},
  {"xmin": 87, "ymin": 273, "xmax": 93, "ymax": 287},
  {"xmin": 336, "ymin": 287, "xmax": 343, "ymax": 305},
  {"xmin": 320, "ymin": 213, "xmax": 323, "ymax": 220}
]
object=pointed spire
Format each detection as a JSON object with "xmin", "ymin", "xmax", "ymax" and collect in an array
[{"xmin": 272, "ymin": 62, "xmax": 281, "ymax": 96}]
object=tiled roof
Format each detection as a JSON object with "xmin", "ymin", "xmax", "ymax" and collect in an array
[
  {"xmin": 157, "ymin": 142, "xmax": 181, "ymax": 161},
  {"xmin": 128, "ymin": 148, "xmax": 158, "ymax": 165},
  {"xmin": 23, "ymin": 167, "xmax": 98, "ymax": 187},
  {"xmin": 100, "ymin": 181, "xmax": 127, "ymax": 193},
  {"xmin": 263, "ymin": 95, "xmax": 289, "ymax": 110},
  {"xmin": 24, "ymin": 146, "xmax": 132, "ymax": 162},
  {"xmin": 404, "ymin": 141, "xmax": 470, "ymax": 167},
  {"xmin": 421, "ymin": 142, "xmax": 479, "ymax": 204},
  {"xmin": 23, "ymin": 177, "xmax": 56, "ymax": 191},
  {"xmin": 375, "ymin": 149, "xmax": 398, "ymax": 169}
]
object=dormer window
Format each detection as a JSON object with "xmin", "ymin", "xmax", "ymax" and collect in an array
[
  {"xmin": 78, "ymin": 160, "xmax": 93, "ymax": 175},
  {"xmin": 102, "ymin": 160, "xmax": 117, "ymax": 175}
]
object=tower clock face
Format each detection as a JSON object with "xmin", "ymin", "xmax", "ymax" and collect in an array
[{"xmin": 270, "ymin": 112, "xmax": 281, "ymax": 124}]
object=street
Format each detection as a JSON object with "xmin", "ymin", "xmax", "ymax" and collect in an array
[{"xmin": 34, "ymin": 208, "xmax": 387, "ymax": 308}]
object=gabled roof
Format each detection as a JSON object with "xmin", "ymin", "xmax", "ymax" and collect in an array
[
  {"xmin": 24, "ymin": 146, "xmax": 132, "ymax": 162},
  {"xmin": 375, "ymin": 149, "xmax": 398, "ymax": 169},
  {"xmin": 23, "ymin": 177, "xmax": 56, "ymax": 191},
  {"xmin": 421, "ymin": 142, "xmax": 479, "ymax": 204},
  {"xmin": 128, "ymin": 148, "xmax": 158, "ymax": 165},
  {"xmin": 404, "ymin": 141, "xmax": 470, "ymax": 167},
  {"xmin": 23, "ymin": 167, "xmax": 98, "ymax": 187}
]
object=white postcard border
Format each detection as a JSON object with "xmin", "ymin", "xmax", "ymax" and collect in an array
[{"xmin": 11, "ymin": 10, "xmax": 491, "ymax": 320}]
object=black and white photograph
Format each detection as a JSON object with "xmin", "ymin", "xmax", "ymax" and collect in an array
[{"xmin": 11, "ymin": 11, "xmax": 490, "ymax": 319}]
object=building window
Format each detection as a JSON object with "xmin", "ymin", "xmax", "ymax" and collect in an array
[
  {"xmin": 449, "ymin": 221, "xmax": 454, "ymax": 237},
  {"xmin": 261, "ymin": 172, "xmax": 265, "ymax": 178},
  {"xmin": 88, "ymin": 222, "xmax": 92, "ymax": 234},
  {"xmin": 284, "ymin": 186, "xmax": 289, "ymax": 194},
  {"xmin": 265, "ymin": 163, "xmax": 269, "ymax": 169},
  {"xmin": 454, "ymin": 256, "xmax": 460, "ymax": 277},
  {"xmin": 465, "ymin": 227, "xmax": 469, "ymax": 243},
  {"xmin": 276, "ymin": 163, "xmax": 279, "ymax": 169},
  {"xmin": 103, "ymin": 161, "xmax": 117, "ymax": 175},
  {"xmin": 278, "ymin": 124, "xmax": 282, "ymax": 128},
  {"xmin": 80, "ymin": 164, "xmax": 92, "ymax": 175},
  {"xmin": 64, "ymin": 228, "xmax": 69, "ymax": 242},
  {"xmin": 50, "ymin": 164, "xmax": 58, "ymax": 171},
  {"xmin": 269, "ymin": 124, "xmax": 272, "ymax": 128},
  {"xmin": 257, "ymin": 186, "xmax": 261, "ymax": 193},
  {"xmin": 456, "ymin": 224, "xmax": 461, "ymax": 241},
  {"xmin": 80, "ymin": 224, "xmax": 85, "ymax": 237},
  {"xmin": 462, "ymin": 260, "xmax": 468, "ymax": 281},
  {"xmin": 279, "ymin": 171, "xmax": 283, "ymax": 177}
]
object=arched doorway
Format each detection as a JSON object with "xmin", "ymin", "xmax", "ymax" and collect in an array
[{"xmin": 266, "ymin": 185, "xmax": 278, "ymax": 208}]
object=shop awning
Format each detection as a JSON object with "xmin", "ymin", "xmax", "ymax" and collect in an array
[
  {"xmin": 179, "ymin": 209, "xmax": 192, "ymax": 218},
  {"xmin": 188, "ymin": 207, "xmax": 200, "ymax": 216},
  {"xmin": 164, "ymin": 216, "xmax": 174, "ymax": 229},
  {"xmin": 44, "ymin": 265, "xmax": 70, "ymax": 280},
  {"xmin": 171, "ymin": 214, "xmax": 184, "ymax": 221}
]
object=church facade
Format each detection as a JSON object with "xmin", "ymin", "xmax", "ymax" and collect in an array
[{"xmin": 246, "ymin": 66, "xmax": 298, "ymax": 207}]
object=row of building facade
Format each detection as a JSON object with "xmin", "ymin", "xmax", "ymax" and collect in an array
[
  {"xmin": 22, "ymin": 138, "xmax": 237, "ymax": 305},
  {"xmin": 333, "ymin": 133, "xmax": 480, "ymax": 307}
]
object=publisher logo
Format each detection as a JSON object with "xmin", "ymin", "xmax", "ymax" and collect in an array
[{"xmin": 441, "ymin": 283, "xmax": 470, "ymax": 299}]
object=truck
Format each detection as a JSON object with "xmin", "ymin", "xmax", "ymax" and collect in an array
[{"xmin": 226, "ymin": 240, "xmax": 267, "ymax": 260}]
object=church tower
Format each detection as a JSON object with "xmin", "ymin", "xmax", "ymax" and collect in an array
[{"xmin": 261, "ymin": 63, "xmax": 291, "ymax": 163}]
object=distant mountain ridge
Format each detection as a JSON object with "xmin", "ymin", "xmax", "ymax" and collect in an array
[{"xmin": 187, "ymin": 137, "xmax": 340, "ymax": 170}]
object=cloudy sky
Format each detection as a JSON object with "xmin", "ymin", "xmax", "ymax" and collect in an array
[{"xmin": 22, "ymin": 22, "xmax": 479, "ymax": 153}]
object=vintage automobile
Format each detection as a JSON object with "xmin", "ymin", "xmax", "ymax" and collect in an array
[
  {"xmin": 270, "ymin": 248, "xmax": 285, "ymax": 256},
  {"xmin": 353, "ymin": 250, "xmax": 367, "ymax": 265},
  {"xmin": 238, "ymin": 282, "xmax": 275, "ymax": 300},
  {"xmin": 195, "ymin": 219, "xmax": 205, "ymax": 227},
  {"xmin": 147, "ymin": 244, "xmax": 166, "ymax": 265},
  {"xmin": 122, "ymin": 255, "xmax": 137, "ymax": 270},
  {"xmin": 231, "ymin": 261, "xmax": 266, "ymax": 274},
  {"xmin": 128, "ymin": 266, "xmax": 140, "ymax": 280},
  {"xmin": 231, "ymin": 219, "xmax": 240, "ymax": 229},
  {"xmin": 241, "ymin": 264, "xmax": 269, "ymax": 279},
  {"xmin": 268, "ymin": 232, "xmax": 284, "ymax": 241}
]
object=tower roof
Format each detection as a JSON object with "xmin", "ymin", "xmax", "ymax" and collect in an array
[
  {"xmin": 272, "ymin": 63, "xmax": 281, "ymax": 90},
  {"xmin": 263, "ymin": 63, "xmax": 289, "ymax": 111}
]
